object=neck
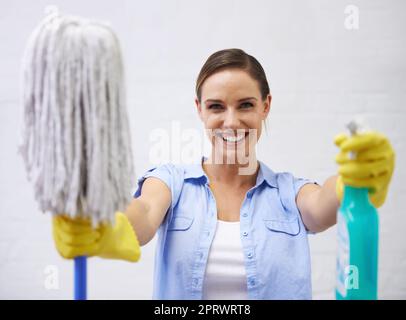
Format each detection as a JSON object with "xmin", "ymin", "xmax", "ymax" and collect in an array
[{"xmin": 202, "ymin": 153, "xmax": 259, "ymax": 188}]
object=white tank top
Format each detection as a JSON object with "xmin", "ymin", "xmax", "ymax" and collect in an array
[{"xmin": 202, "ymin": 220, "xmax": 248, "ymax": 300}]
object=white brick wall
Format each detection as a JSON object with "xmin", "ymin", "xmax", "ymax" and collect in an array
[{"xmin": 1, "ymin": 0, "xmax": 405, "ymax": 299}]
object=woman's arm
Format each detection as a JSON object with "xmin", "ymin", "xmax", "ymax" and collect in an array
[
  {"xmin": 296, "ymin": 130, "xmax": 395, "ymax": 234},
  {"xmin": 296, "ymin": 175, "xmax": 340, "ymax": 233},
  {"xmin": 125, "ymin": 177, "xmax": 171, "ymax": 246}
]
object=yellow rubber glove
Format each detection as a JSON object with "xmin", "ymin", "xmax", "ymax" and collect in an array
[
  {"xmin": 53, "ymin": 211, "xmax": 141, "ymax": 262},
  {"xmin": 334, "ymin": 131, "xmax": 395, "ymax": 208}
]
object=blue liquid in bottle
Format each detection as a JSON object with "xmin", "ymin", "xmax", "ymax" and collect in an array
[{"xmin": 336, "ymin": 185, "xmax": 379, "ymax": 300}]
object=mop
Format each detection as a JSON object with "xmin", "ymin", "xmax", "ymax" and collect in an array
[{"xmin": 19, "ymin": 7, "xmax": 134, "ymax": 299}]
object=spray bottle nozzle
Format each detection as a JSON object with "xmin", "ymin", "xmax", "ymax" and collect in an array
[
  {"xmin": 346, "ymin": 118, "xmax": 369, "ymax": 160},
  {"xmin": 346, "ymin": 118, "xmax": 367, "ymax": 136}
]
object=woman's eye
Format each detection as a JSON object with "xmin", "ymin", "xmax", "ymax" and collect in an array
[
  {"xmin": 208, "ymin": 102, "xmax": 253, "ymax": 110},
  {"xmin": 208, "ymin": 104, "xmax": 223, "ymax": 110},
  {"xmin": 240, "ymin": 102, "xmax": 253, "ymax": 108}
]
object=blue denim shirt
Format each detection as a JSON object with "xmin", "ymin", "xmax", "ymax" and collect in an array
[{"xmin": 134, "ymin": 156, "xmax": 316, "ymax": 299}]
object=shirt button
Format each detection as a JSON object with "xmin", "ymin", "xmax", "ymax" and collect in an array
[
  {"xmin": 242, "ymin": 213, "xmax": 248, "ymax": 218},
  {"xmin": 247, "ymin": 252, "xmax": 253, "ymax": 259},
  {"xmin": 243, "ymin": 231, "xmax": 248, "ymax": 237},
  {"xmin": 249, "ymin": 279, "xmax": 256, "ymax": 286}
]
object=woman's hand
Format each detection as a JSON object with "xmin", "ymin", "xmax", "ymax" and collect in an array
[
  {"xmin": 334, "ymin": 131, "xmax": 395, "ymax": 208},
  {"xmin": 53, "ymin": 212, "xmax": 141, "ymax": 262}
]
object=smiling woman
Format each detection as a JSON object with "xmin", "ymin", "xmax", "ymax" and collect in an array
[{"xmin": 127, "ymin": 49, "xmax": 323, "ymax": 300}]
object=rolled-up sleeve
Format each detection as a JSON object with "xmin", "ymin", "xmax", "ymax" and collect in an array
[{"xmin": 133, "ymin": 163, "xmax": 184, "ymax": 219}]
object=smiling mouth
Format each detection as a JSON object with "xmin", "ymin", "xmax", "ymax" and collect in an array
[{"xmin": 215, "ymin": 131, "xmax": 249, "ymax": 144}]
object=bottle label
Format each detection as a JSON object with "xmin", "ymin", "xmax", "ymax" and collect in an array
[{"xmin": 336, "ymin": 211, "xmax": 350, "ymax": 297}]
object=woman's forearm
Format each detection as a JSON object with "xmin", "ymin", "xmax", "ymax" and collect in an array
[
  {"xmin": 125, "ymin": 198, "xmax": 156, "ymax": 246},
  {"xmin": 311, "ymin": 175, "xmax": 341, "ymax": 232},
  {"xmin": 298, "ymin": 175, "xmax": 341, "ymax": 233}
]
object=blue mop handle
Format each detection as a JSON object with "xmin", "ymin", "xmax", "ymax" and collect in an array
[{"xmin": 74, "ymin": 256, "xmax": 87, "ymax": 300}]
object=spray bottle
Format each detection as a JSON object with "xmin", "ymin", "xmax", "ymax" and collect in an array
[{"xmin": 335, "ymin": 120, "xmax": 379, "ymax": 300}]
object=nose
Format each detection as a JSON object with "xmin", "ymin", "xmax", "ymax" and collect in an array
[{"xmin": 222, "ymin": 108, "xmax": 241, "ymax": 129}]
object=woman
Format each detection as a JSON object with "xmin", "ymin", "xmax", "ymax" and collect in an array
[{"xmin": 53, "ymin": 49, "xmax": 395, "ymax": 299}]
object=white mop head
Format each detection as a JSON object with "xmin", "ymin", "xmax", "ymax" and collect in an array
[{"xmin": 19, "ymin": 8, "xmax": 134, "ymax": 225}]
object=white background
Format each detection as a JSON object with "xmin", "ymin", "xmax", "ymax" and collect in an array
[{"xmin": 0, "ymin": 0, "xmax": 405, "ymax": 299}]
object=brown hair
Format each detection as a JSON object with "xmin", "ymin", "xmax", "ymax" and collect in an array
[{"xmin": 195, "ymin": 48, "xmax": 270, "ymax": 102}]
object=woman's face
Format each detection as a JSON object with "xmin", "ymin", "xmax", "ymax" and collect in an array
[{"xmin": 195, "ymin": 68, "xmax": 271, "ymax": 163}]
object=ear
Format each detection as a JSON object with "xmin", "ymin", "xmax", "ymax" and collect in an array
[
  {"xmin": 195, "ymin": 97, "xmax": 203, "ymax": 121},
  {"xmin": 262, "ymin": 94, "xmax": 271, "ymax": 119}
]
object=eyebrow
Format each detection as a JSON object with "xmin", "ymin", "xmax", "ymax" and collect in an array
[{"xmin": 204, "ymin": 97, "xmax": 257, "ymax": 104}]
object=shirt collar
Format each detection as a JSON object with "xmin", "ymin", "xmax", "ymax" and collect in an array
[{"xmin": 184, "ymin": 156, "xmax": 278, "ymax": 188}]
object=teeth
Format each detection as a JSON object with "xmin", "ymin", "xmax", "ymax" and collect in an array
[{"xmin": 221, "ymin": 133, "xmax": 246, "ymax": 142}]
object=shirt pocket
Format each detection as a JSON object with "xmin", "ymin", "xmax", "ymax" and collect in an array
[
  {"xmin": 262, "ymin": 216, "xmax": 301, "ymax": 236},
  {"xmin": 167, "ymin": 215, "xmax": 194, "ymax": 231}
]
